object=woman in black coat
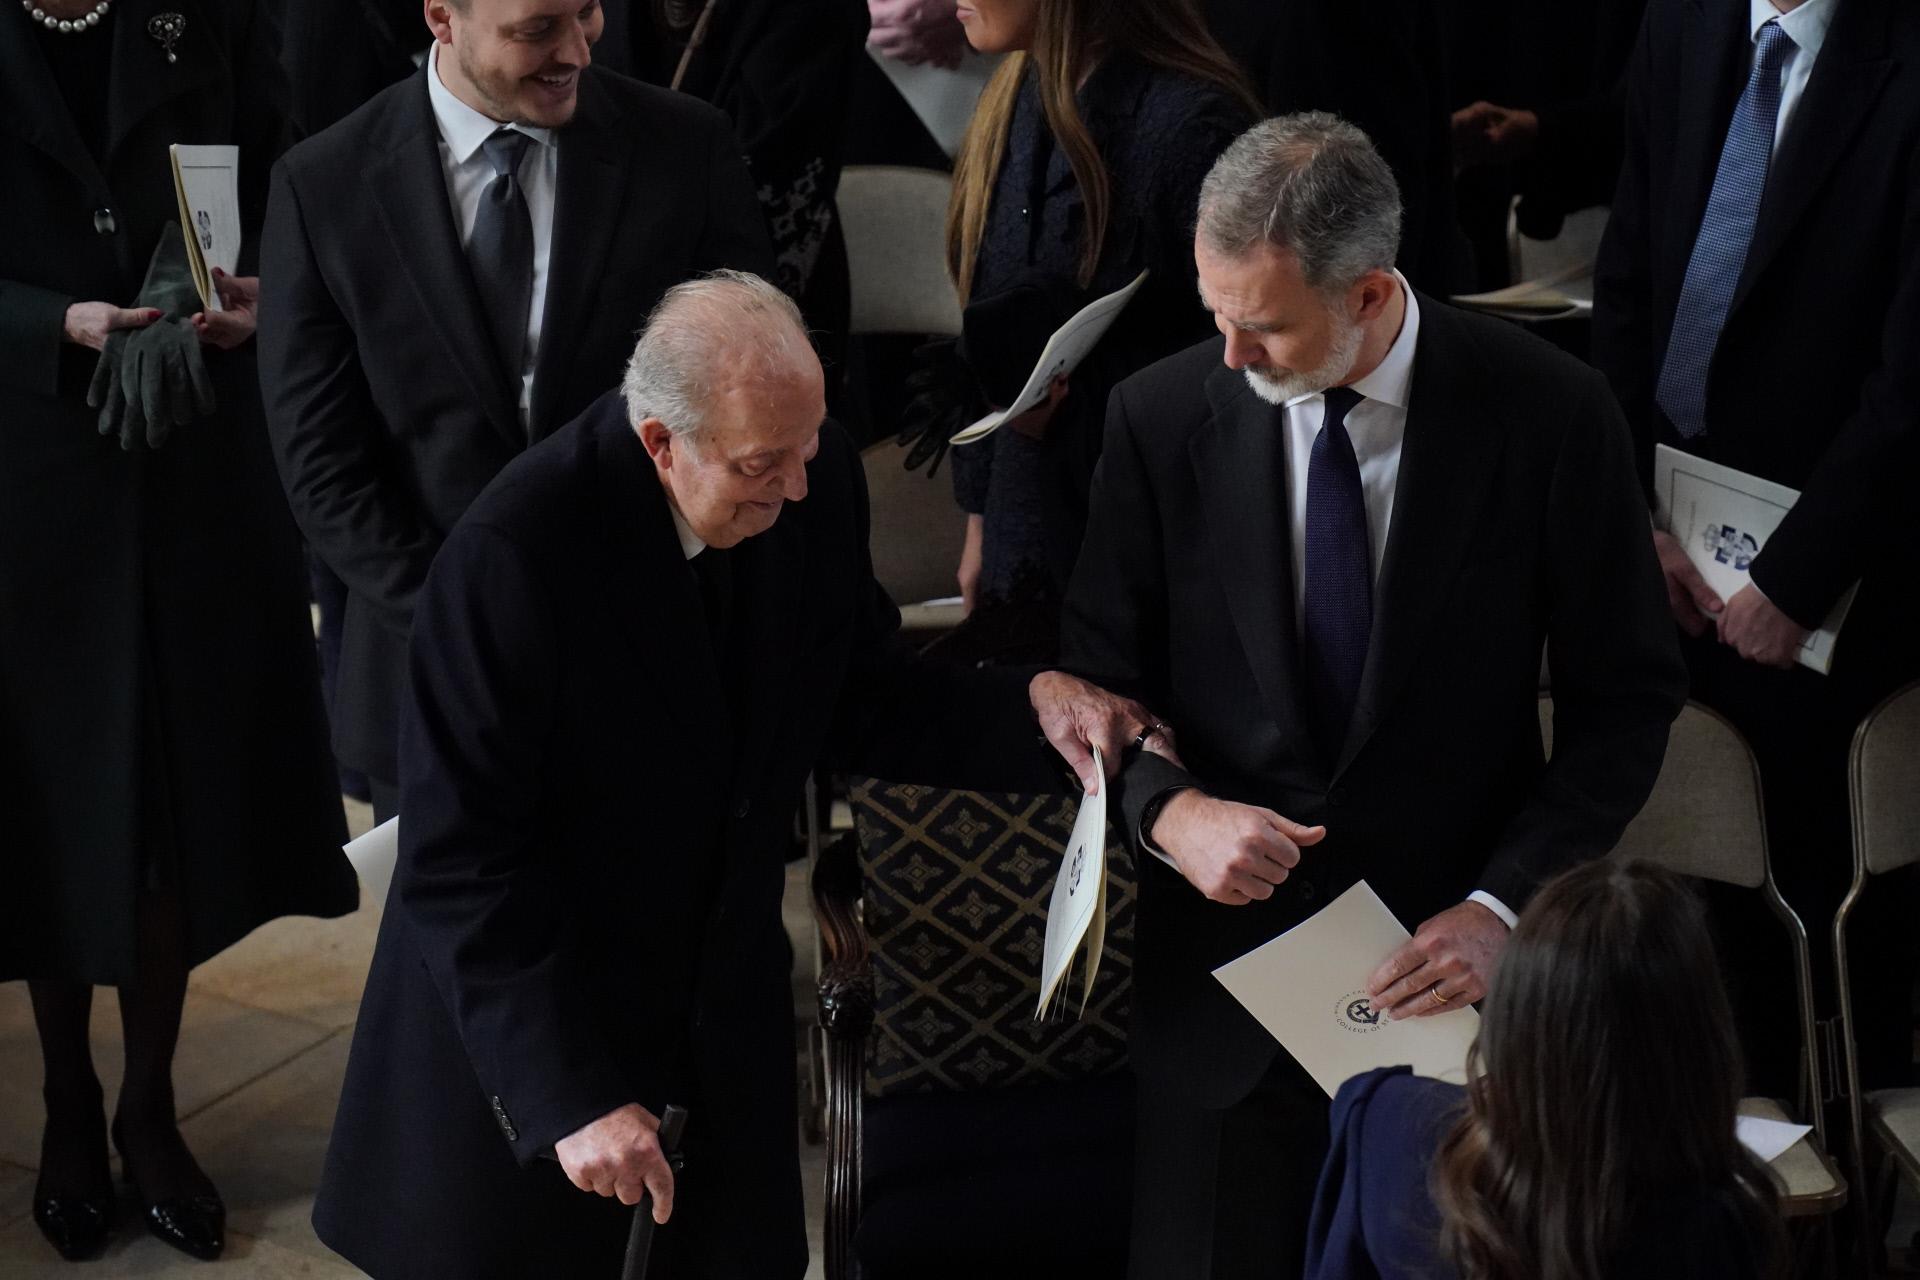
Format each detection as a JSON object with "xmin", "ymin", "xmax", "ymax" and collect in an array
[
  {"xmin": 928, "ymin": 0, "xmax": 1257, "ymax": 662},
  {"xmin": 0, "ymin": 0, "xmax": 357, "ymax": 1262}
]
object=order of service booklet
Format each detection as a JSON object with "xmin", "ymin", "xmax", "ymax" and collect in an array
[
  {"xmin": 1037, "ymin": 747, "xmax": 1108, "ymax": 1019},
  {"xmin": 1212, "ymin": 880, "xmax": 1479, "ymax": 1097},
  {"xmin": 168, "ymin": 144, "xmax": 241, "ymax": 312},
  {"xmin": 949, "ymin": 272, "xmax": 1149, "ymax": 447},
  {"xmin": 1653, "ymin": 444, "xmax": 1858, "ymax": 675}
]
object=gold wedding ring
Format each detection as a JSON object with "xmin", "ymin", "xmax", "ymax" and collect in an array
[{"xmin": 1430, "ymin": 985, "xmax": 1451, "ymax": 1006}]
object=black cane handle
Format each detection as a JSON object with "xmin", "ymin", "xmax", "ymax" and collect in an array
[{"xmin": 620, "ymin": 1105, "xmax": 690, "ymax": 1280}]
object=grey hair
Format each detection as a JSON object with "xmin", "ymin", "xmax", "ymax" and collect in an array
[
  {"xmin": 620, "ymin": 269, "xmax": 812, "ymax": 440},
  {"xmin": 1196, "ymin": 113, "xmax": 1403, "ymax": 295}
]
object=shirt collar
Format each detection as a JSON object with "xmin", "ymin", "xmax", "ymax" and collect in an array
[
  {"xmin": 427, "ymin": 44, "xmax": 554, "ymax": 165},
  {"xmin": 668, "ymin": 502, "xmax": 707, "ymax": 562},
  {"xmin": 1750, "ymin": 0, "xmax": 1838, "ymax": 61},
  {"xmin": 1284, "ymin": 270, "xmax": 1420, "ymax": 413}
]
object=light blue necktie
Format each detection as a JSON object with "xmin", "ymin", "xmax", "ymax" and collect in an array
[{"xmin": 1655, "ymin": 20, "xmax": 1795, "ymax": 439}]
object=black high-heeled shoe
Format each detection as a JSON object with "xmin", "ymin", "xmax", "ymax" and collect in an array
[
  {"xmin": 110, "ymin": 1113, "xmax": 225, "ymax": 1262},
  {"xmin": 32, "ymin": 1102, "xmax": 114, "ymax": 1262},
  {"xmin": 31, "ymin": 1182, "xmax": 114, "ymax": 1261}
]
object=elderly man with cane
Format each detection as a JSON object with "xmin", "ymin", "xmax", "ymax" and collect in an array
[{"xmin": 310, "ymin": 271, "xmax": 1147, "ymax": 1279}]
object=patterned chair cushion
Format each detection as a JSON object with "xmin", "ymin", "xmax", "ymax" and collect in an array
[{"xmin": 851, "ymin": 780, "xmax": 1135, "ymax": 1096}]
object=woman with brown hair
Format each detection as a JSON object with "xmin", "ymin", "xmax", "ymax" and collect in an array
[
  {"xmin": 1305, "ymin": 859, "xmax": 1785, "ymax": 1280},
  {"xmin": 900, "ymin": 0, "xmax": 1258, "ymax": 660}
]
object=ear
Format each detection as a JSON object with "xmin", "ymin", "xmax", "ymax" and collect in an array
[
  {"xmin": 637, "ymin": 418, "xmax": 676, "ymax": 471},
  {"xmin": 424, "ymin": 0, "xmax": 456, "ymax": 44},
  {"xmin": 1350, "ymin": 269, "xmax": 1399, "ymax": 324}
]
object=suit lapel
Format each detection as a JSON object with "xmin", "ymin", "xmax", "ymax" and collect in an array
[
  {"xmin": 593, "ymin": 408, "xmax": 733, "ymax": 774},
  {"xmin": 531, "ymin": 72, "xmax": 633, "ymax": 438},
  {"xmin": 1189, "ymin": 367, "xmax": 1315, "ymax": 762},
  {"xmin": 367, "ymin": 70, "xmax": 524, "ymax": 450},
  {"xmin": 1733, "ymin": 0, "xmax": 1894, "ymax": 314},
  {"xmin": 1671, "ymin": 0, "xmax": 1750, "ymax": 248},
  {"xmin": 104, "ymin": 0, "xmax": 220, "ymax": 167},
  {"xmin": 0, "ymin": 16, "xmax": 108, "ymax": 198},
  {"xmin": 1335, "ymin": 301, "xmax": 1505, "ymax": 779}
]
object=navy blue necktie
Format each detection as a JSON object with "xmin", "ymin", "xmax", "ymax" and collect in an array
[
  {"xmin": 1655, "ymin": 20, "xmax": 1795, "ymax": 439},
  {"xmin": 1302, "ymin": 385, "xmax": 1371, "ymax": 764},
  {"xmin": 470, "ymin": 128, "xmax": 535, "ymax": 393}
]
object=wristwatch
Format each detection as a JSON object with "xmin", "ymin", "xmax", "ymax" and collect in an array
[{"xmin": 1137, "ymin": 785, "xmax": 1197, "ymax": 861}]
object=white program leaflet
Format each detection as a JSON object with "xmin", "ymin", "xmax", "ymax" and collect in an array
[
  {"xmin": 1736, "ymin": 1115, "xmax": 1813, "ymax": 1164},
  {"xmin": 1653, "ymin": 445, "xmax": 1859, "ymax": 674},
  {"xmin": 1213, "ymin": 881, "xmax": 1479, "ymax": 1097},
  {"xmin": 344, "ymin": 816, "xmax": 399, "ymax": 910},
  {"xmin": 1037, "ymin": 747, "xmax": 1107, "ymax": 1019},
  {"xmin": 866, "ymin": 47, "xmax": 1002, "ymax": 158},
  {"xmin": 169, "ymin": 144, "xmax": 241, "ymax": 312},
  {"xmin": 950, "ymin": 271, "xmax": 1149, "ymax": 446}
]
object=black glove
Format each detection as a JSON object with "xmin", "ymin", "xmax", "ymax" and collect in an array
[
  {"xmin": 895, "ymin": 337, "xmax": 986, "ymax": 476},
  {"xmin": 87, "ymin": 221, "xmax": 217, "ymax": 450}
]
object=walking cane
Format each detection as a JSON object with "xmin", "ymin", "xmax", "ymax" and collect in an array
[{"xmin": 621, "ymin": 1105, "xmax": 690, "ymax": 1280}]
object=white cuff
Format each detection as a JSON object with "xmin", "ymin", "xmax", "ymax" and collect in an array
[{"xmin": 1467, "ymin": 890, "xmax": 1518, "ymax": 929}]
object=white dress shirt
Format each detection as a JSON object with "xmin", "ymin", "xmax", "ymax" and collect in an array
[
  {"xmin": 669, "ymin": 503, "xmax": 706, "ymax": 562},
  {"xmin": 426, "ymin": 46, "xmax": 558, "ymax": 431},
  {"xmin": 1275, "ymin": 276, "xmax": 1517, "ymax": 929},
  {"xmin": 1752, "ymin": 0, "xmax": 1839, "ymax": 151}
]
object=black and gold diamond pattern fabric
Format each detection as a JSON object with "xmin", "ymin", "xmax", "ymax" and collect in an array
[{"xmin": 852, "ymin": 780, "xmax": 1135, "ymax": 1097}]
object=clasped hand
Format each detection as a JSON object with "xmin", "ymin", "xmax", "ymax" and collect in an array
[
  {"xmin": 1652, "ymin": 529, "xmax": 1806, "ymax": 668},
  {"xmin": 554, "ymin": 1102, "xmax": 675, "ymax": 1223}
]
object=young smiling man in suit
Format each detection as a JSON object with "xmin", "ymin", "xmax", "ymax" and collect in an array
[
  {"xmin": 258, "ymin": 0, "xmax": 773, "ymax": 819},
  {"xmin": 1055, "ymin": 115, "xmax": 1687, "ymax": 1279}
]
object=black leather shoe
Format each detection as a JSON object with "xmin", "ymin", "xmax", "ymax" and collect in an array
[
  {"xmin": 138, "ymin": 1194, "xmax": 225, "ymax": 1262},
  {"xmin": 111, "ymin": 1114, "xmax": 225, "ymax": 1262},
  {"xmin": 31, "ymin": 1184, "xmax": 113, "ymax": 1261}
]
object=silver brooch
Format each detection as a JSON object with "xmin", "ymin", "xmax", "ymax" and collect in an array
[{"xmin": 147, "ymin": 11, "xmax": 184, "ymax": 63}]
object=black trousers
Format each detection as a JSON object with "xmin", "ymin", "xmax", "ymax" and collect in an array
[{"xmin": 1128, "ymin": 1054, "xmax": 1331, "ymax": 1280}]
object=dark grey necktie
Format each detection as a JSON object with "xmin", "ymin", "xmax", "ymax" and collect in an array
[{"xmin": 469, "ymin": 128, "xmax": 535, "ymax": 388}]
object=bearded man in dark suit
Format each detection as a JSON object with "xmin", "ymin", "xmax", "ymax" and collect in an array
[{"xmin": 1054, "ymin": 115, "xmax": 1687, "ymax": 1280}]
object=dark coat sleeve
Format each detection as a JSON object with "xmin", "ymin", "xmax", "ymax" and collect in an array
[
  {"xmin": 1749, "ymin": 140, "xmax": 1920, "ymax": 627},
  {"xmin": 1059, "ymin": 375, "xmax": 1206, "ymax": 843},
  {"xmin": 0, "ymin": 279, "xmax": 75, "ymax": 398},
  {"xmin": 395, "ymin": 521, "xmax": 634, "ymax": 1164},
  {"xmin": 1481, "ymin": 366, "xmax": 1687, "ymax": 910},
  {"xmin": 258, "ymin": 157, "xmax": 440, "ymax": 637}
]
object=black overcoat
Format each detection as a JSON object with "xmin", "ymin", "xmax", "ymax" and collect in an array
[
  {"xmin": 0, "ymin": 0, "xmax": 356, "ymax": 982},
  {"xmin": 312, "ymin": 395, "xmax": 1061, "ymax": 1278}
]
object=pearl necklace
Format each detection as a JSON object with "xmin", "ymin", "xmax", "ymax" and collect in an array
[{"xmin": 22, "ymin": 0, "xmax": 111, "ymax": 33}]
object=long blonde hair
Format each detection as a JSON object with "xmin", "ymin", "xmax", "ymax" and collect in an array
[{"xmin": 944, "ymin": 0, "xmax": 1259, "ymax": 302}]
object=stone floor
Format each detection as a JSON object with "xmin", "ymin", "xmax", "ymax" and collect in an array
[{"xmin": 0, "ymin": 798, "xmax": 829, "ymax": 1278}]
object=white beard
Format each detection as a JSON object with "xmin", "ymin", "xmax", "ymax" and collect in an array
[{"xmin": 1242, "ymin": 311, "xmax": 1368, "ymax": 406}]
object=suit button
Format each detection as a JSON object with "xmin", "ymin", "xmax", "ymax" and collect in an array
[
  {"xmin": 93, "ymin": 207, "xmax": 116, "ymax": 235},
  {"xmin": 733, "ymin": 798, "xmax": 751, "ymax": 820},
  {"xmin": 1298, "ymin": 881, "xmax": 1318, "ymax": 906}
]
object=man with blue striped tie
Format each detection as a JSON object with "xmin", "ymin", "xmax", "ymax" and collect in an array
[{"xmin": 1594, "ymin": 0, "xmax": 1920, "ymax": 1093}]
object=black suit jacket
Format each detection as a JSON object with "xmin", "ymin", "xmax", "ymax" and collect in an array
[
  {"xmin": 1060, "ymin": 300, "xmax": 1687, "ymax": 1107},
  {"xmin": 312, "ymin": 395, "xmax": 1060, "ymax": 1278},
  {"xmin": 258, "ymin": 65, "xmax": 773, "ymax": 781},
  {"xmin": 1203, "ymin": 0, "xmax": 1465, "ymax": 292},
  {"xmin": 1593, "ymin": 0, "xmax": 1920, "ymax": 675}
]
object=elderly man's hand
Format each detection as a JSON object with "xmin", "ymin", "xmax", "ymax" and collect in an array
[
  {"xmin": 554, "ymin": 1103, "xmax": 675, "ymax": 1222},
  {"xmin": 1717, "ymin": 584, "xmax": 1806, "ymax": 669},
  {"xmin": 867, "ymin": 0, "xmax": 967, "ymax": 67},
  {"xmin": 1652, "ymin": 528, "xmax": 1723, "ymax": 636},
  {"xmin": 1367, "ymin": 901, "xmax": 1509, "ymax": 1020},
  {"xmin": 1028, "ymin": 670, "xmax": 1178, "ymax": 793},
  {"xmin": 1149, "ymin": 790, "xmax": 1324, "ymax": 905}
]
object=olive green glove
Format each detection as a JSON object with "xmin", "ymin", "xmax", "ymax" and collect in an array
[{"xmin": 87, "ymin": 222, "xmax": 217, "ymax": 450}]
